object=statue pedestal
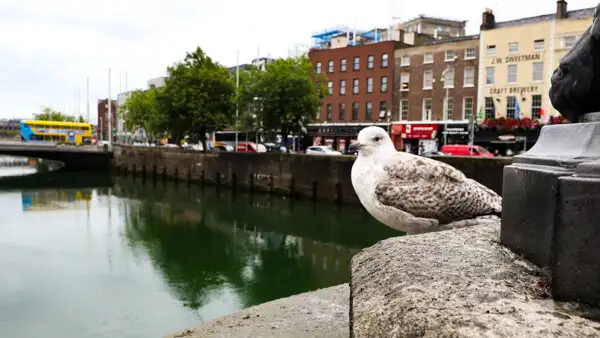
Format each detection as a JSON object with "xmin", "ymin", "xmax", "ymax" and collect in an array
[{"xmin": 502, "ymin": 121, "xmax": 600, "ymax": 305}]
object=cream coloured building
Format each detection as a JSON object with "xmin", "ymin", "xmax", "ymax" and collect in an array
[{"xmin": 476, "ymin": 1, "xmax": 594, "ymax": 122}]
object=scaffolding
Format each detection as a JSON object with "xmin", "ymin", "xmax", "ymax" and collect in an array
[{"xmin": 311, "ymin": 25, "xmax": 350, "ymax": 49}]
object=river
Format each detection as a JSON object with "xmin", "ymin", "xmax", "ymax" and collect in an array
[{"xmin": 0, "ymin": 157, "xmax": 399, "ymax": 337}]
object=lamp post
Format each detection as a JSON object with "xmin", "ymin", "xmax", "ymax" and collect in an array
[{"xmin": 440, "ymin": 57, "xmax": 456, "ymax": 146}]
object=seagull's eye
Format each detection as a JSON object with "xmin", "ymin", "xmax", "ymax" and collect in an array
[{"xmin": 372, "ymin": 136, "xmax": 381, "ymax": 142}]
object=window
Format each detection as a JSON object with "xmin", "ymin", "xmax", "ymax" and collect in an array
[
  {"xmin": 486, "ymin": 45, "xmax": 496, "ymax": 56},
  {"xmin": 444, "ymin": 68, "xmax": 454, "ymax": 88},
  {"xmin": 339, "ymin": 103, "xmax": 345, "ymax": 120},
  {"xmin": 445, "ymin": 50, "xmax": 456, "ymax": 61},
  {"xmin": 561, "ymin": 35, "xmax": 579, "ymax": 49},
  {"xmin": 531, "ymin": 94, "xmax": 542, "ymax": 119},
  {"xmin": 464, "ymin": 67, "xmax": 475, "ymax": 87},
  {"xmin": 365, "ymin": 101, "xmax": 373, "ymax": 120},
  {"xmin": 353, "ymin": 57, "xmax": 360, "ymax": 70},
  {"xmin": 443, "ymin": 97, "xmax": 453, "ymax": 120},
  {"xmin": 316, "ymin": 106, "xmax": 321, "ymax": 120},
  {"xmin": 380, "ymin": 76, "xmax": 388, "ymax": 92},
  {"xmin": 379, "ymin": 101, "xmax": 388, "ymax": 120},
  {"xmin": 401, "ymin": 55, "xmax": 410, "ymax": 66},
  {"xmin": 340, "ymin": 59, "xmax": 347, "ymax": 72},
  {"xmin": 340, "ymin": 80, "xmax": 346, "ymax": 95},
  {"xmin": 463, "ymin": 97, "xmax": 474, "ymax": 120},
  {"xmin": 352, "ymin": 102, "xmax": 359, "ymax": 120},
  {"xmin": 367, "ymin": 55, "xmax": 374, "ymax": 69},
  {"xmin": 400, "ymin": 73, "xmax": 410, "ymax": 91},
  {"xmin": 485, "ymin": 67, "xmax": 495, "ymax": 85},
  {"xmin": 506, "ymin": 96, "xmax": 517, "ymax": 119},
  {"xmin": 424, "ymin": 53, "xmax": 433, "ymax": 64},
  {"xmin": 367, "ymin": 77, "xmax": 373, "ymax": 93},
  {"xmin": 353, "ymin": 78, "xmax": 359, "ymax": 94},
  {"xmin": 423, "ymin": 70, "xmax": 433, "ymax": 89},
  {"xmin": 532, "ymin": 62, "xmax": 543, "ymax": 82},
  {"xmin": 508, "ymin": 42, "xmax": 519, "ymax": 53},
  {"xmin": 316, "ymin": 62, "xmax": 322, "ymax": 73},
  {"xmin": 381, "ymin": 53, "xmax": 388, "ymax": 67},
  {"xmin": 507, "ymin": 64, "xmax": 517, "ymax": 83},
  {"xmin": 328, "ymin": 60, "xmax": 334, "ymax": 73},
  {"xmin": 534, "ymin": 39, "xmax": 544, "ymax": 51},
  {"xmin": 400, "ymin": 100, "xmax": 409, "ymax": 120},
  {"xmin": 327, "ymin": 80, "xmax": 333, "ymax": 94},
  {"xmin": 465, "ymin": 48, "xmax": 476, "ymax": 59},
  {"xmin": 326, "ymin": 104, "xmax": 332, "ymax": 120},
  {"xmin": 484, "ymin": 97, "xmax": 495, "ymax": 118},
  {"xmin": 422, "ymin": 98, "xmax": 432, "ymax": 120}
]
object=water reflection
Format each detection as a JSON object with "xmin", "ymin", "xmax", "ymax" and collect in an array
[
  {"xmin": 111, "ymin": 177, "xmax": 398, "ymax": 313},
  {"xmin": 0, "ymin": 175, "xmax": 399, "ymax": 337}
]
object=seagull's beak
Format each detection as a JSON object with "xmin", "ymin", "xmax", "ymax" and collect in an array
[{"xmin": 348, "ymin": 141, "xmax": 361, "ymax": 153}]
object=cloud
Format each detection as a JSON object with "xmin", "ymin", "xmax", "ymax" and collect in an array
[{"xmin": 0, "ymin": 0, "xmax": 597, "ymax": 121}]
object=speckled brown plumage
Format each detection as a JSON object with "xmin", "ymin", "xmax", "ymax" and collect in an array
[{"xmin": 374, "ymin": 153, "xmax": 502, "ymax": 224}]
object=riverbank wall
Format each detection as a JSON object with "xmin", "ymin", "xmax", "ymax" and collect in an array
[{"xmin": 112, "ymin": 146, "xmax": 511, "ymax": 205}]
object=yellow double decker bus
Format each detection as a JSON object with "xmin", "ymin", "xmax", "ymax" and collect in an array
[{"xmin": 20, "ymin": 120, "xmax": 93, "ymax": 145}]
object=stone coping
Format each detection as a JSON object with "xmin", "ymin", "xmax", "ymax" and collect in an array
[
  {"xmin": 350, "ymin": 223, "xmax": 600, "ymax": 337},
  {"xmin": 166, "ymin": 284, "xmax": 348, "ymax": 338}
]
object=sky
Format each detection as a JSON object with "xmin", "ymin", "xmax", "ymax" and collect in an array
[{"xmin": 0, "ymin": 0, "xmax": 598, "ymax": 122}]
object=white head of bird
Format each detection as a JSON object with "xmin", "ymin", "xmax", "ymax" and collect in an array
[{"xmin": 348, "ymin": 126, "xmax": 396, "ymax": 157}]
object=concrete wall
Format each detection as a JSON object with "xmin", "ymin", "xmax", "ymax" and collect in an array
[{"xmin": 112, "ymin": 145, "xmax": 512, "ymax": 205}]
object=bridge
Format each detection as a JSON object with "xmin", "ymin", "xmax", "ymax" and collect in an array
[{"xmin": 0, "ymin": 141, "xmax": 112, "ymax": 171}]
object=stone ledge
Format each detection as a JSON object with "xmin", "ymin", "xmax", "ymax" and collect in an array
[
  {"xmin": 350, "ymin": 223, "xmax": 600, "ymax": 337},
  {"xmin": 166, "ymin": 284, "xmax": 348, "ymax": 338}
]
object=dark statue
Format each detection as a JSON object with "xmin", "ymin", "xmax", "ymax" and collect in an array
[{"xmin": 550, "ymin": 4, "xmax": 600, "ymax": 122}]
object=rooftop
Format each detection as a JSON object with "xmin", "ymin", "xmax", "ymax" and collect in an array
[{"xmin": 494, "ymin": 7, "xmax": 595, "ymax": 29}]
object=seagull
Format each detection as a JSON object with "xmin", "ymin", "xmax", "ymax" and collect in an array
[{"xmin": 348, "ymin": 126, "xmax": 502, "ymax": 234}]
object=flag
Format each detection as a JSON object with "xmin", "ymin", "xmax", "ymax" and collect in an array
[
  {"xmin": 514, "ymin": 99, "xmax": 520, "ymax": 120},
  {"xmin": 539, "ymin": 107, "xmax": 545, "ymax": 121}
]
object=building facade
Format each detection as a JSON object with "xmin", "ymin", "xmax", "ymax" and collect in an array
[
  {"xmin": 476, "ymin": 1, "xmax": 593, "ymax": 153},
  {"xmin": 97, "ymin": 99, "xmax": 118, "ymax": 142},
  {"xmin": 307, "ymin": 40, "xmax": 396, "ymax": 152},
  {"xmin": 392, "ymin": 35, "xmax": 479, "ymax": 152}
]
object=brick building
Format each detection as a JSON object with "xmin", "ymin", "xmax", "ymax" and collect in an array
[
  {"xmin": 392, "ymin": 35, "xmax": 479, "ymax": 153},
  {"xmin": 307, "ymin": 40, "xmax": 396, "ymax": 152},
  {"xmin": 97, "ymin": 99, "xmax": 118, "ymax": 141}
]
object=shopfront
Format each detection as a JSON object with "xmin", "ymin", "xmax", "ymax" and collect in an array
[
  {"xmin": 390, "ymin": 123, "xmax": 439, "ymax": 154},
  {"xmin": 440, "ymin": 123, "xmax": 470, "ymax": 145},
  {"xmin": 307, "ymin": 123, "xmax": 387, "ymax": 154},
  {"xmin": 474, "ymin": 128, "xmax": 541, "ymax": 156}
]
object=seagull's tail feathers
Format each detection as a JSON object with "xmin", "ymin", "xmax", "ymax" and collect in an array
[{"xmin": 442, "ymin": 214, "xmax": 501, "ymax": 230}]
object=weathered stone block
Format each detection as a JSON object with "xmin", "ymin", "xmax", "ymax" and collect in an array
[{"xmin": 350, "ymin": 224, "xmax": 600, "ymax": 337}]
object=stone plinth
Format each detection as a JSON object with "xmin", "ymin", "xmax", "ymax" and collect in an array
[
  {"xmin": 350, "ymin": 223, "xmax": 600, "ymax": 337},
  {"xmin": 501, "ymin": 121, "xmax": 600, "ymax": 304}
]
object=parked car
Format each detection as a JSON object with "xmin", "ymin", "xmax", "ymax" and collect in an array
[
  {"xmin": 440, "ymin": 145, "xmax": 494, "ymax": 157},
  {"xmin": 305, "ymin": 146, "xmax": 342, "ymax": 156},
  {"xmin": 235, "ymin": 142, "xmax": 267, "ymax": 153},
  {"xmin": 421, "ymin": 151, "xmax": 448, "ymax": 157},
  {"xmin": 264, "ymin": 142, "xmax": 287, "ymax": 153}
]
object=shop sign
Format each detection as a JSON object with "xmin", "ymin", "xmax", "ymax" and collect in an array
[
  {"xmin": 443, "ymin": 126, "xmax": 468, "ymax": 135},
  {"xmin": 402, "ymin": 124, "xmax": 438, "ymax": 139},
  {"xmin": 489, "ymin": 86, "xmax": 540, "ymax": 95},
  {"xmin": 390, "ymin": 123, "xmax": 403, "ymax": 135},
  {"xmin": 498, "ymin": 135, "xmax": 515, "ymax": 141},
  {"xmin": 490, "ymin": 53, "xmax": 541, "ymax": 64}
]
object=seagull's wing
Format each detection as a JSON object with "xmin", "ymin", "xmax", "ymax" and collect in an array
[{"xmin": 374, "ymin": 153, "xmax": 502, "ymax": 223}]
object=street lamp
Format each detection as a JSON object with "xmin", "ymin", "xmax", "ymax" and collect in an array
[{"xmin": 440, "ymin": 56, "xmax": 457, "ymax": 146}]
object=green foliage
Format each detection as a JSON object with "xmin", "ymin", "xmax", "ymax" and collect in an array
[
  {"xmin": 237, "ymin": 56, "xmax": 329, "ymax": 149},
  {"xmin": 120, "ymin": 88, "xmax": 166, "ymax": 143},
  {"xmin": 161, "ymin": 47, "xmax": 237, "ymax": 150},
  {"xmin": 36, "ymin": 107, "xmax": 84, "ymax": 123}
]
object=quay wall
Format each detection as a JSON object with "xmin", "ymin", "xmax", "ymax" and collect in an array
[{"xmin": 112, "ymin": 146, "xmax": 512, "ymax": 205}]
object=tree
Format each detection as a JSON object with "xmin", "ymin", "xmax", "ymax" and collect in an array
[
  {"xmin": 35, "ymin": 107, "xmax": 84, "ymax": 122},
  {"xmin": 119, "ymin": 88, "xmax": 166, "ymax": 144},
  {"xmin": 238, "ymin": 57, "xmax": 329, "ymax": 151},
  {"xmin": 161, "ymin": 47, "xmax": 237, "ymax": 151}
]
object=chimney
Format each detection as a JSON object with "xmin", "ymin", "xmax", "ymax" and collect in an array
[
  {"xmin": 557, "ymin": 0, "xmax": 568, "ymax": 19},
  {"xmin": 481, "ymin": 8, "xmax": 495, "ymax": 30}
]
